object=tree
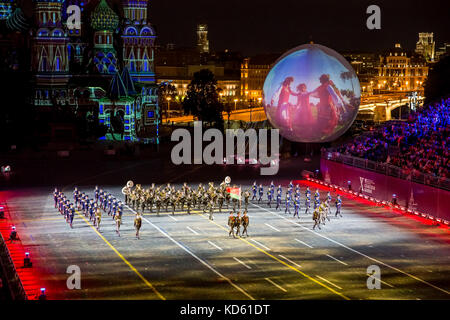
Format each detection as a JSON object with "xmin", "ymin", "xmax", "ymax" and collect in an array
[
  {"xmin": 424, "ymin": 55, "xmax": 450, "ymax": 104},
  {"xmin": 340, "ymin": 70, "xmax": 355, "ymax": 92},
  {"xmin": 158, "ymin": 82, "xmax": 177, "ymax": 119},
  {"xmin": 182, "ymin": 69, "xmax": 224, "ymax": 128}
]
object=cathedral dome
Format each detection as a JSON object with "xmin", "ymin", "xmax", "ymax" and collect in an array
[
  {"xmin": 5, "ymin": 8, "xmax": 29, "ymax": 33},
  {"xmin": 91, "ymin": 0, "xmax": 119, "ymax": 32}
]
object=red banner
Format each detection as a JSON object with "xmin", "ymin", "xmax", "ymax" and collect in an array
[
  {"xmin": 227, "ymin": 187, "xmax": 241, "ymax": 200},
  {"xmin": 321, "ymin": 159, "xmax": 450, "ymax": 221}
]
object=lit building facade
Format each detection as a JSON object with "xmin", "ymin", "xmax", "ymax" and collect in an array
[
  {"xmin": 64, "ymin": 1, "xmax": 88, "ymax": 66},
  {"xmin": 121, "ymin": 0, "xmax": 158, "ymax": 136},
  {"xmin": 197, "ymin": 24, "xmax": 209, "ymax": 54},
  {"xmin": 90, "ymin": 0, "xmax": 119, "ymax": 74},
  {"xmin": 62, "ymin": 0, "xmax": 86, "ymax": 37},
  {"xmin": 240, "ymin": 54, "xmax": 279, "ymax": 102},
  {"xmin": 31, "ymin": 0, "xmax": 70, "ymax": 107},
  {"xmin": 156, "ymin": 65, "xmax": 239, "ymax": 99},
  {"xmin": 122, "ymin": 0, "xmax": 156, "ymax": 83},
  {"xmin": 415, "ymin": 32, "xmax": 435, "ymax": 62},
  {"xmin": 375, "ymin": 44, "xmax": 428, "ymax": 93},
  {"xmin": 25, "ymin": 0, "xmax": 159, "ymax": 142},
  {"xmin": 98, "ymin": 69, "xmax": 139, "ymax": 141},
  {"xmin": 343, "ymin": 52, "xmax": 379, "ymax": 95},
  {"xmin": 436, "ymin": 43, "xmax": 450, "ymax": 61}
]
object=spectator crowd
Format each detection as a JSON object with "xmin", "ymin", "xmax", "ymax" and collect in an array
[{"xmin": 335, "ymin": 98, "xmax": 449, "ymax": 180}]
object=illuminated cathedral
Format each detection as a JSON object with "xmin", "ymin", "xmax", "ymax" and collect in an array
[{"xmin": 1, "ymin": 0, "xmax": 159, "ymax": 142}]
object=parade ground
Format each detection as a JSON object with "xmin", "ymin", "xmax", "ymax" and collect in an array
[{"xmin": 2, "ymin": 160, "xmax": 450, "ymax": 300}]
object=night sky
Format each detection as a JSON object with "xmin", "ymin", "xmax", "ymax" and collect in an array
[{"xmin": 146, "ymin": 0, "xmax": 450, "ymax": 55}]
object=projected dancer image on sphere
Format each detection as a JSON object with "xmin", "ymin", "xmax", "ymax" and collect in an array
[{"xmin": 263, "ymin": 43, "xmax": 361, "ymax": 143}]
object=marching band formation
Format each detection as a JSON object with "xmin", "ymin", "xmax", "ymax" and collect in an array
[
  {"xmin": 53, "ymin": 187, "xmax": 126, "ymax": 236},
  {"xmin": 250, "ymin": 181, "xmax": 343, "ymax": 230},
  {"xmin": 52, "ymin": 177, "xmax": 344, "ymax": 239}
]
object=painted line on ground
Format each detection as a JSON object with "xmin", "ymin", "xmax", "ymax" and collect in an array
[
  {"xmin": 168, "ymin": 215, "xmax": 178, "ymax": 221},
  {"xmin": 265, "ymin": 223, "xmax": 281, "ymax": 232},
  {"xmin": 316, "ymin": 275, "xmax": 342, "ymax": 290},
  {"xmin": 233, "ymin": 257, "xmax": 252, "ymax": 270},
  {"xmin": 365, "ymin": 275, "xmax": 395, "ymax": 288},
  {"xmin": 381, "ymin": 279, "xmax": 395, "ymax": 288},
  {"xmin": 264, "ymin": 278, "xmax": 287, "ymax": 292},
  {"xmin": 125, "ymin": 205, "xmax": 255, "ymax": 300},
  {"xmin": 294, "ymin": 238, "xmax": 313, "ymax": 248},
  {"xmin": 250, "ymin": 239, "xmax": 272, "ymax": 251},
  {"xmin": 125, "ymin": 206, "xmax": 251, "ymax": 219},
  {"xmin": 278, "ymin": 255, "xmax": 302, "ymax": 268},
  {"xmin": 195, "ymin": 212, "xmax": 350, "ymax": 300},
  {"xmin": 251, "ymin": 202, "xmax": 450, "ymax": 296},
  {"xmin": 326, "ymin": 254, "xmax": 349, "ymax": 266},
  {"xmin": 74, "ymin": 210, "xmax": 165, "ymax": 300},
  {"xmin": 208, "ymin": 241, "xmax": 223, "ymax": 251},
  {"xmin": 186, "ymin": 226, "xmax": 199, "ymax": 235}
]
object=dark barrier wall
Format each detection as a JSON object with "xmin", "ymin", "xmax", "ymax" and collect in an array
[
  {"xmin": 0, "ymin": 232, "xmax": 27, "ymax": 300},
  {"xmin": 321, "ymin": 159, "xmax": 450, "ymax": 222}
]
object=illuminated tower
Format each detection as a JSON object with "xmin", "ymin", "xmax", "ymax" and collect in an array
[
  {"xmin": 121, "ymin": 0, "xmax": 159, "ymax": 138},
  {"xmin": 415, "ymin": 32, "xmax": 435, "ymax": 62},
  {"xmin": 91, "ymin": 0, "xmax": 119, "ymax": 74},
  {"xmin": 121, "ymin": 0, "xmax": 156, "ymax": 83},
  {"xmin": 197, "ymin": 24, "xmax": 209, "ymax": 54},
  {"xmin": 61, "ymin": 0, "xmax": 88, "ymax": 37},
  {"xmin": 31, "ymin": 0, "xmax": 70, "ymax": 107},
  {"xmin": 62, "ymin": 0, "xmax": 89, "ymax": 66}
]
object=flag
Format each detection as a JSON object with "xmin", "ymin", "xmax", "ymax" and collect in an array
[{"xmin": 227, "ymin": 187, "xmax": 241, "ymax": 200}]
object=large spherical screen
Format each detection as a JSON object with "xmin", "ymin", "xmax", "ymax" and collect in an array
[{"xmin": 263, "ymin": 43, "xmax": 361, "ymax": 142}]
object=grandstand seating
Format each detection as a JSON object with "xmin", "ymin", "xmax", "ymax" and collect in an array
[{"xmin": 335, "ymin": 98, "xmax": 449, "ymax": 180}]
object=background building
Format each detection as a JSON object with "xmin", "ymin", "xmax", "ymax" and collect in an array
[
  {"xmin": 376, "ymin": 43, "xmax": 428, "ymax": 93},
  {"xmin": 240, "ymin": 53, "xmax": 280, "ymax": 103},
  {"xmin": 90, "ymin": 0, "xmax": 119, "ymax": 74},
  {"xmin": 0, "ymin": 0, "xmax": 14, "ymax": 20},
  {"xmin": 156, "ymin": 64, "xmax": 239, "ymax": 115},
  {"xmin": 31, "ymin": 0, "xmax": 70, "ymax": 108},
  {"xmin": 436, "ymin": 43, "xmax": 450, "ymax": 61},
  {"xmin": 122, "ymin": 0, "xmax": 156, "ymax": 83},
  {"xmin": 197, "ymin": 23, "xmax": 209, "ymax": 54},
  {"xmin": 343, "ymin": 52, "xmax": 379, "ymax": 95},
  {"xmin": 26, "ymin": 0, "xmax": 160, "ymax": 142},
  {"xmin": 155, "ymin": 26, "xmax": 241, "ymax": 115},
  {"xmin": 415, "ymin": 32, "xmax": 435, "ymax": 62}
]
